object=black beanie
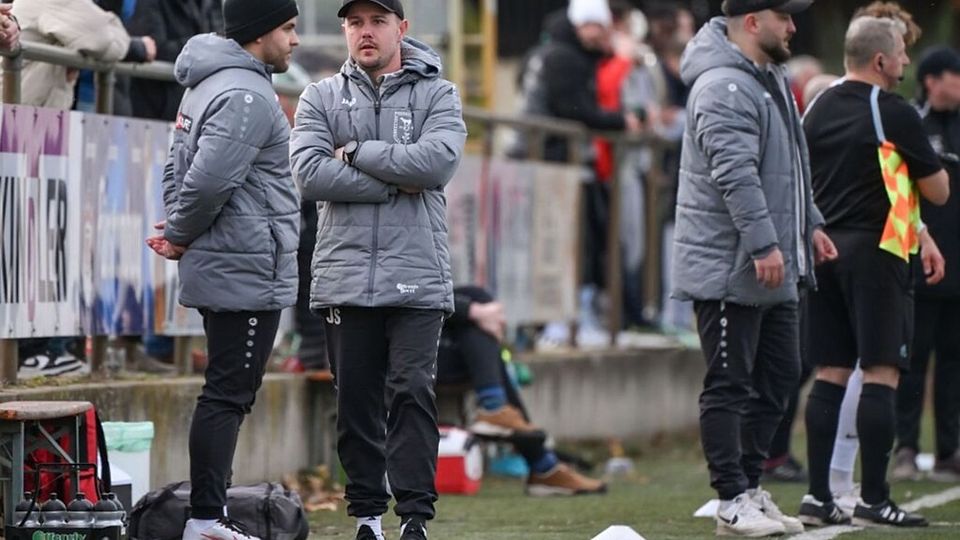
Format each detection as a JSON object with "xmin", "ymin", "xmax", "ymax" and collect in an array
[{"xmin": 223, "ymin": 0, "xmax": 299, "ymax": 45}]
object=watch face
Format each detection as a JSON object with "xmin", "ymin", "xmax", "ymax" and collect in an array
[{"xmin": 345, "ymin": 141, "xmax": 358, "ymax": 154}]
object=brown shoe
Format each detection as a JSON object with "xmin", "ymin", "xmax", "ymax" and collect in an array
[
  {"xmin": 469, "ymin": 405, "xmax": 540, "ymax": 438},
  {"xmin": 891, "ymin": 447, "xmax": 920, "ymax": 481},
  {"xmin": 931, "ymin": 451, "xmax": 960, "ymax": 482},
  {"xmin": 525, "ymin": 463, "xmax": 607, "ymax": 497}
]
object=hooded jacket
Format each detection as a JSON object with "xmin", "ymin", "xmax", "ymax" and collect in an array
[
  {"xmin": 162, "ymin": 34, "xmax": 300, "ymax": 312},
  {"xmin": 672, "ymin": 18, "xmax": 824, "ymax": 306},
  {"xmin": 290, "ymin": 38, "xmax": 467, "ymax": 313}
]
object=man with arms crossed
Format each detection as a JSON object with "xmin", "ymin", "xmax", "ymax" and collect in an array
[{"xmin": 289, "ymin": 1, "xmax": 466, "ymax": 539}]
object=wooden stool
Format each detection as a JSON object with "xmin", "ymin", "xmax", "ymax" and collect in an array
[{"xmin": 0, "ymin": 401, "xmax": 93, "ymax": 526}]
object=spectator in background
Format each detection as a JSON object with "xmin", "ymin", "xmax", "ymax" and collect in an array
[
  {"xmin": 594, "ymin": 1, "xmax": 654, "ymax": 332},
  {"xmin": 642, "ymin": 2, "xmax": 695, "ymax": 336},
  {"xmin": 439, "ymin": 286, "xmax": 607, "ymax": 496},
  {"xmin": 893, "ymin": 46, "xmax": 960, "ymax": 482},
  {"xmin": 785, "ymin": 55, "xmax": 822, "ymax": 113},
  {"xmin": 0, "ymin": 4, "xmax": 19, "ymax": 50},
  {"xmin": 75, "ymin": 0, "xmax": 157, "ymax": 115},
  {"xmin": 128, "ymin": 0, "xmax": 223, "ymax": 121},
  {"xmin": 11, "ymin": 0, "xmax": 151, "ymax": 110},
  {"xmin": 515, "ymin": 0, "xmax": 642, "ymax": 348},
  {"xmin": 853, "ymin": 1, "xmax": 922, "ymax": 48}
]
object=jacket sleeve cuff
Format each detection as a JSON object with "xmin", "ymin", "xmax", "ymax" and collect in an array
[
  {"xmin": 743, "ymin": 222, "xmax": 779, "ymax": 259},
  {"xmin": 123, "ymin": 38, "xmax": 148, "ymax": 62},
  {"xmin": 751, "ymin": 243, "xmax": 778, "ymax": 260}
]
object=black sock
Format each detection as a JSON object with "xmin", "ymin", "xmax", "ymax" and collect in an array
[
  {"xmin": 859, "ymin": 383, "xmax": 896, "ymax": 505},
  {"xmin": 805, "ymin": 380, "xmax": 846, "ymax": 502}
]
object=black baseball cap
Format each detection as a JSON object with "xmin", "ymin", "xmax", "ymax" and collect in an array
[
  {"xmin": 916, "ymin": 47, "xmax": 960, "ymax": 83},
  {"xmin": 721, "ymin": 0, "xmax": 814, "ymax": 16},
  {"xmin": 338, "ymin": 0, "xmax": 404, "ymax": 19}
]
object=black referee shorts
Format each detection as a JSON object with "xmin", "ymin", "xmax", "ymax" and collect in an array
[{"xmin": 805, "ymin": 229, "xmax": 914, "ymax": 370}]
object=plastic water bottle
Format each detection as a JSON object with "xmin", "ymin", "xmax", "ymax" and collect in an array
[
  {"xmin": 40, "ymin": 492, "xmax": 68, "ymax": 527},
  {"xmin": 66, "ymin": 492, "xmax": 94, "ymax": 528},
  {"xmin": 106, "ymin": 492, "xmax": 127, "ymax": 533},
  {"xmin": 92, "ymin": 496, "xmax": 114, "ymax": 528},
  {"xmin": 93, "ymin": 496, "xmax": 118, "ymax": 529},
  {"xmin": 14, "ymin": 491, "xmax": 39, "ymax": 527}
]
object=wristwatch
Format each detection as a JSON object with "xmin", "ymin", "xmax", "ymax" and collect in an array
[{"xmin": 342, "ymin": 140, "xmax": 359, "ymax": 165}]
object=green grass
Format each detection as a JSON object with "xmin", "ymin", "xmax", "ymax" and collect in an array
[{"xmin": 306, "ymin": 438, "xmax": 960, "ymax": 539}]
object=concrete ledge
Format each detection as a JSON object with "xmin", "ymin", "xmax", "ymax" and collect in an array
[
  {"xmin": 0, "ymin": 374, "xmax": 313, "ymax": 490},
  {"xmin": 518, "ymin": 347, "xmax": 705, "ymax": 440},
  {"xmin": 0, "ymin": 346, "xmax": 706, "ymax": 491}
]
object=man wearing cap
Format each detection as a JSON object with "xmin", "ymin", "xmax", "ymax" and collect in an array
[
  {"xmin": 800, "ymin": 16, "xmax": 949, "ymax": 528},
  {"xmin": 893, "ymin": 46, "xmax": 960, "ymax": 482},
  {"xmin": 673, "ymin": 0, "xmax": 835, "ymax": 535},
  {"xmin": 145, "ymin": 1, "xmax": 300, "ymax": 539},
  {"xmin": 289, "ymin": 1, "xmax": 465, "ymax": 539}
]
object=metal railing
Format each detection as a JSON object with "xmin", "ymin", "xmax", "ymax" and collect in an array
[{"xmin": 0, "ymin": 39, "xmax": 676, "ymax": 384}]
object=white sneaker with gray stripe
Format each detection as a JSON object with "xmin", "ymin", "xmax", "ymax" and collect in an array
[
  {"xmin": 749, "ymin": 487, "xmax": 803, "ymax": 534},
  {"xmin": 716, "ymin": 493, "xmax": 786, "ymax": 537}
]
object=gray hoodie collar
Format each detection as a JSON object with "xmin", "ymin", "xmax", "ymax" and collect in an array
[
  {"xmin": 175, "ymin": 33, "xmax": 273, "ymax": 89},
  {"xmin": 342, "ymin": 37, "xmax": 443, "ymax": 88},
  {"xmin": 681, "ymin": 17, "xmax": 776, "ymax": 87}
]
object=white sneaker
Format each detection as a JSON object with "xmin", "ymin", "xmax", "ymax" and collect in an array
[
  {"xmin": 716, "ymin": 493, "xmax": 786, "ymax": 537},
  {"xmin": 750, "ymin": 487, "xmax": 804, "ymax": 534},
  {"xmin": 832, "ymin": 484, "xmax": 860, "ymax": 517},
  {"xmin": 183, "ymin": 518, "xmax": 260, "ymax": 540}
]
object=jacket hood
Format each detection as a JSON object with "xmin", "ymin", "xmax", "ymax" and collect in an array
[
  {"xmin": 175, "ymin": 33, "xmax": 271, "ymax": 88},
  {"xmin": 341, "ymin": 37, "xmax": 443, "ymax": 81},
  {"xmin": 680, "ymin": 17, "xmax": 759, "ymax": 87}
]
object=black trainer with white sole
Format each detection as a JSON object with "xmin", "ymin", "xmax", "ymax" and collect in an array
[
  {"xmin": 797, "ymin": 495, "xmax": 851, "ymax": 527},
  {"xmin": 852, "ymin": 499, "xmax": 928, "ymax": 527},
  {"xmin": 400, "ymin": 516, "xmax": 427, "ymax": 540}
]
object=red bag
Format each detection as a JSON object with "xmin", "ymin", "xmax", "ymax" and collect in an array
[{"xmin": 23, "ymin": 408, "xmax": 111, "ymax": 502}]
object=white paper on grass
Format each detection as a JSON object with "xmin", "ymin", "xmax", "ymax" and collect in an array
[
  {"xmin": 590, "ymin": 525, "xmax": 646, "ymax": 540},
  {"xmin": 694, "ymin": 499, "xmax": 720, "ymax": 518}
]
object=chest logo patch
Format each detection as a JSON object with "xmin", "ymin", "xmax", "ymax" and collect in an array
[
  {"xmin": 393, "ymin": 110, "xmax": 414, "ymax": 144},
  {"xmin": 175, "ymin": 113, "xmax": 193, "ymax": 133}
]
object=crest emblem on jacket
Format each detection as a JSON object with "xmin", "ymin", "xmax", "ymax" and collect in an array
[{"xmin": 393, "ymin": 111, "xmax": 413, "ymax": 144}]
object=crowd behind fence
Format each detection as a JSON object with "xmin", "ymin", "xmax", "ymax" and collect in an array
[{"xmin": 0, "ymin": 40, "xmax": 676, "ymax": 385}]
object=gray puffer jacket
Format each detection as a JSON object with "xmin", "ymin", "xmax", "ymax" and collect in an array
[
  {"xmin": 672, "ymin": 18, "xmax": 824, "ymax": 306},
  {"xmin": 162, "ymin": 34, "xmax": 300, "ymax": 312},
  {"xmin": 290, "ymin": 38, "xmax": 467, "ymax": 313}
]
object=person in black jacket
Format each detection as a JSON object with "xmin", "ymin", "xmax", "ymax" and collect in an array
[
  {"xmin": 438, "ymin": 286, "xmax": 607, "ymax": 497},
  {"xmin": 127, "ymin": 0, "xmax": 223, "ymax": 121},
  {"xmin": 893, "ymin": 46, "xmax": 960, "ymax": 482},
  {"xmin": 515, "ymin": 1, "xmax": 641, "ymax": 162}
]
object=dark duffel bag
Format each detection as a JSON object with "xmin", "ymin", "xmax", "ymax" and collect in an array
[{"xmin": 128, "ymin": 480, "xmax": 309, "ymax": 540}]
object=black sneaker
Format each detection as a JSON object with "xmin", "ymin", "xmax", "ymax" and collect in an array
[
  {"xmin": 400, "ymin": 516, "xmax": 427, "ymax": 540},
  {"xmin": 357, "ymin": 525, "xmax": 378, "ymax": 540},
  {"xmin": 852, "ymin": 499, "xmax": 928, "ymax": 527},
  {"xmin": 762, "ymin": 455, "xmax": 808, "ymax": 483},
  {"xmin": 798, "ymin": 494, "xmax": 851, "ymax": 527}
]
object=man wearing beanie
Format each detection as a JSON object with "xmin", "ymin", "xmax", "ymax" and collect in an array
[
  {"xmin": 146, "ymin": 1, "xmax": 300, "ymax": 539},
  {"xmin": 289, "ymin": 1, "xmax": 466, "ymax": 539}
]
